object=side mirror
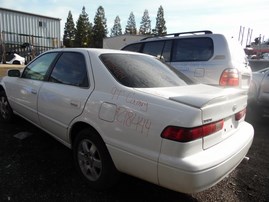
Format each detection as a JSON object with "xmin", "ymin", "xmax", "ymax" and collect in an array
[{"xmin": 8, "ymin": 69, "xmax": 21, "ymax": 77}]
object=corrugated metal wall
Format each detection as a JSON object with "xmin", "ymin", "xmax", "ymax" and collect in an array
[{"xmin": 0, "ymin": 7, "xmax": 61, "ymax": 59}]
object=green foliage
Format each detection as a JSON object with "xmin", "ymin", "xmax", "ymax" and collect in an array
[
  {"xmin": 125, "ymin": 12, "xmax": 137, "ymax": 35},
  {"xmin": 139, "ymin": 10, "xmax": 151, "ymax": 35},
  {"xmin": 92, "ymin": 6, "xmax": 108, "ymax": 48},
  {"xmin": 154, "ymin": 6, "xmax": 167, "ymax": 36},
  {"xmin": 63, "ymin": 11, "xmax": 76, "ymax": 47},
  {"xmin": 111, "ymin": 16, "xmax": 122, "ymax": 37},
  {"xmin": 62, "ymin": 5, "xmax": 168, "ymax": 44},
  {"xmin": 74, "ymin": 6, "xmax": 92, "ymax": 47}
]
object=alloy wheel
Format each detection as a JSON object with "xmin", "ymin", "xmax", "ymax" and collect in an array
[{"xmin": 77, "ymin": 139, "xmax": 102, "ymax": 181}]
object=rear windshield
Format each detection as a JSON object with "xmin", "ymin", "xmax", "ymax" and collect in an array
[
  {"xmin": 100, "ymin": 53, "xmax": 193, "ymax": 88},
  {"xmin": 172, "ymin": 37, "xmax": 213, "ymax": 62}
]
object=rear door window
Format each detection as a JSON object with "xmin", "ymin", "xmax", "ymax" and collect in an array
[
  {"xmin": 143, "ymin": 41, "xmax": 165, "ymax": 57},
  {"xmin": 122, "ymin": 43, "xmax": 142, "ymax": 52},
  {"xmin": 142, "ymin": 41, "xmax": 172, "ymax": 62},
  {"xmin": 49, "ymin": 52, "xmax": 89, "ymax": 87},
  {"xmin": 172, "ymin": 38, "xmax": 213, "ymax": 62}
]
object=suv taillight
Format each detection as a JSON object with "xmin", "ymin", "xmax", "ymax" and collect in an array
[
  {"xmin": 220, "ymin": 69, "xmax": 239, "ymax": 86},
  {"xmin": 161, "ymin": 120, "xmax": 224, "ymax": 142}
]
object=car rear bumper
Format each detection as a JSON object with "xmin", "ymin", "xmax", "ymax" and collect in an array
[{"xmin": 158, "ymin": 122, "xmax": 254, "ymax": 193}]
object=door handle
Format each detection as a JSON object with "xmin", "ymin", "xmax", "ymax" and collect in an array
[
  {"xmin": 31, "ymin": 89, "xmax": 37, "ymax": 94},
  {"xmin": 70, "ymin": 100, "xmax": 80, "ymax": 108}
]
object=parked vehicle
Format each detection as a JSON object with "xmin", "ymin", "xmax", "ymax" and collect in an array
[
  {"xmin": 248, "ymin": 67, "xmax": 269, "ymax": 116},
  {"xmin": 122, "ymin": 30, "xmax": 252, "ymax": 90},
  {"xmin": 0, "ymin": 48, "xmax": 254, "ymax": 194},
  {"xmin": 4, "ymin": 53, "xmax": 25, "ymax": 65}
]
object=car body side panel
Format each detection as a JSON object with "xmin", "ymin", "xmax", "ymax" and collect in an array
[
  {"xmin": 38, "ymin": 83, "xmax": 92, "ymax": 143},
  {"xmin": 3, "ymin": 77, "xmax": 42, "ymax": 125}
]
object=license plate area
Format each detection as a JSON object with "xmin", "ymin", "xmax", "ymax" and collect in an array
[{"xmin": 203, "ymin": 116, "xmax": 237, "ymax": 149}]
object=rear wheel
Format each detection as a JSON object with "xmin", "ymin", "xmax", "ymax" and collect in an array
[
  {"xmin": 0, "ymin": 91, "xmax": 14, "ymax": 122},
  {"xmin": 73, "ymin": 128, "xmax": 120, "ymax": 190}
]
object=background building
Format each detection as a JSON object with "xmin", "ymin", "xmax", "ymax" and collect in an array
[
  {"xmin": 103, "ymin": 35, "xmax": 149, "ymax": 50},
  {"xmin": 0, "ymin": 7, "xmax": 61, "ymax": 63}
]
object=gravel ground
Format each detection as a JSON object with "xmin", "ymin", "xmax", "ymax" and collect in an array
[{"xmin": 0, "ymin": 110, "xmax": 268, "ymax": 202}]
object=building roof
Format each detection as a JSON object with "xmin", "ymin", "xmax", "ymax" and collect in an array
[{"xmin": 0, "ymin": 7, "xmax": 61, "ymax": 21}]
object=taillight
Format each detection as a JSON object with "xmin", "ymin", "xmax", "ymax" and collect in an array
[
  {"xmin": 161, "ymin": 120, "xmax": 224, "ymax": 142},
  {"xmin": 235, "ymin": 108, "xmax": 246, "ymax": 121},
  {"xmin": 220, "ymin": 69, "xmax": 239, "ymax": 86}
]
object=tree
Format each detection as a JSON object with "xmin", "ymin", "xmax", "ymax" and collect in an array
[
  {"xmin": 63, "ymin": 11, "xmax": 76, "ymax": 47},
  {"xmin": 74, "ymin": 6, "xmax": 92, "ymax": 47},
  {"xmin": 125, "ymin": 12, "xmax": 137, "ymax": 35},
  {"xmin": 154, "ymin": 6, "xmax": 167, "ymax": 36},
  {"xmin": 110, "ymin": 16, "xmax": 122, "ymax": 37},
  {"xmin": 139, "ymin": 9, "xmax": 151, "ymax": 35},
  {"xmin": 92, "ymin": 6, "xmax": 108, "ymax": 48}
]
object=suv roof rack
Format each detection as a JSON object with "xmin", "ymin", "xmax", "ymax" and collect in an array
[{"xmin": 141, "ymin": 30, "xmax": 213, "ymax": 41}]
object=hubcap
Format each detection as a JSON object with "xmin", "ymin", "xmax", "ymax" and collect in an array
[{"xmin": 77, "ymin": 139, "xmax": 102, "ymax": 181}]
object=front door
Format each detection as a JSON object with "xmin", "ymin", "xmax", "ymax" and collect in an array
[{"xmin": 4, "ymin": 52, "xmax": 59, "ymax": 124}]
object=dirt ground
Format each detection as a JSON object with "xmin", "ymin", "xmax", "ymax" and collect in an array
[{"xmin": 0, "ymin": 109, "xmax": 268, "ymax": 202}]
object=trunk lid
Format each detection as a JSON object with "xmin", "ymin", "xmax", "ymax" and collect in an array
[{"xmin": 137, "ymin": 84, "xmax": 248, "ymax": 149}]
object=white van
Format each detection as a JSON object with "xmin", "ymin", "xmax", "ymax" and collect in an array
[{"xmin": 122, "ymin": 30, "xmax": 252, "ymax": 90}]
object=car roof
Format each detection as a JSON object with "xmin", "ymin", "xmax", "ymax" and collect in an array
[{"xmin": 46, "ymin": 48, "xmax": 148, "ymax": 56}]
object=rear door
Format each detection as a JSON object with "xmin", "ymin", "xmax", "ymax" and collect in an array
[{"xmin": 38, "ymin": 51, "xmax": 93, "ymax": 143}]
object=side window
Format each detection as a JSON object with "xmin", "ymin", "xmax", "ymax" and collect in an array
[
  {"xmin": 22, "ymin": 52, "xmax": 58, "ymax": 80},
  {"xmin": 172, "ymin": 38, "xmax": 214, "ymax": 62},
  {"xmin": 49, "ymin": 52, "xmax": 89, "ymax": 87},
  {"xmin": 122, "ymin": 43, "xmax": 142, "ymax": 52},
  {"xmin": 142, "ymin": 41, "xmax": 165, "ymax": 58},
  {"xmin": 162, "ymin": 40, "xmax": 172, "ymax": 62}
]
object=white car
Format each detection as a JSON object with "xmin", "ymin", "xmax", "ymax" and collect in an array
[
  {"xmin": 5, "ymin": 53, "xmax": 26, "ymax": 65},
  {"xmin": 0, "ymin": 48, "xmax": 254, "ymax": 193}
]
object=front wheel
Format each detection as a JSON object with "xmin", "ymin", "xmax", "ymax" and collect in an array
[
  {"xmin": 0, "ymin": 91, "xmax": 14, "ymax": 122},
  {"xmin": 73, "ymin": 128, "xmax": 120, "ymax": 190}
]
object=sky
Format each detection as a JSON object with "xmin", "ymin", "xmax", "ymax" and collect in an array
[{"xmin": 1, "ymin": 0, "xmax": 269, "ymax": 45}]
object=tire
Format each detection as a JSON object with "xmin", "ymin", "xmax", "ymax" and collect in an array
[
  {"xmin": 73, "ymin": 128, "xmax": 120, "ymax": 190},
  {"xmin": 0, "ymin": 91, "xmax": 14, "ymax": 122},
  {"xmin": 12, "ymin": 60, "xmax": 21, "ymax": 65}
]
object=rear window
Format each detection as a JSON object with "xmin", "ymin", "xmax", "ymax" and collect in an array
[
  {"xmin": 100, "ymin": 53, "xmax": 193, "ymax": 88},
  {"xmin": 172, "ymin": 37, "xmax": 213, "ymax": 62}
]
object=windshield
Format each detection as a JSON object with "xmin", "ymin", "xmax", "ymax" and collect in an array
[{"xmin": 100, "ymin": 53, "xmax": 193, "ymax": 88}]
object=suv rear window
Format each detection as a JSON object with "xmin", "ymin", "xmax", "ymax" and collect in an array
[
  {"xmin": 172, "ymin": 38, "xmax": 213, "ymax": 62},
  {"xmin": 100, "ymin": 53, "xmax": 192, "ymax": 88}
]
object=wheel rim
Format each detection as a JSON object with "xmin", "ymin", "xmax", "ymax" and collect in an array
[
  {"xmin": 77, "ymin": 139, "xmax": 102, "ymax": 181},
  {"xmin": 0, "ymin": 96, "xmax": 11, "ymax": 120}
]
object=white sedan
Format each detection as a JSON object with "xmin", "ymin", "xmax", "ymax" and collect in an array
[{"xmin": 0, "ymin": 48, "xmax": 254, "ymax": 193}]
